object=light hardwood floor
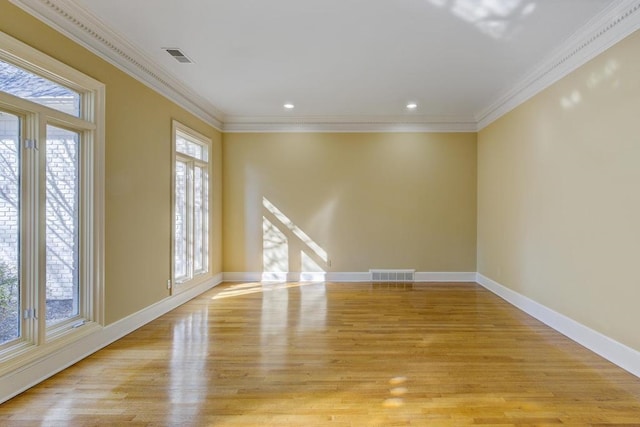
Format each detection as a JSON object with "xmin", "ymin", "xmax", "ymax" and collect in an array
[{"xmin": 2, "ymin": 282, "xmax": 640, "ymax": 426}]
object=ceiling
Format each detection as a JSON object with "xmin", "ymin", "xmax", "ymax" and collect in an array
[{"xmin": 12, "ymin": 0, "xmax": 640, "ymax": 131}]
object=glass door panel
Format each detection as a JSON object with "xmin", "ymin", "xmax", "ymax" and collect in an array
[
  {"xmin": 174, "ymin": 159, "xmax": 189, "ymax": 283},
  {"xmin": 0, "ymin": 110, "xmax": 21, "ymax": 345},
  {"xmin": 193, "ymin": 165, "xmax": 204, "ymax": 274},
  {"xmin": 45, "ymin": 125, "xmax": 79, "ymax": 326}
]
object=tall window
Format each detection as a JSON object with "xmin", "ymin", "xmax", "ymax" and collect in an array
[
  {"xmin": 172, "ymin": 121, "xmax": 210, "ymax": 291},
  {"xmin": 0, "ymin": 32, "xmax": 103, "ymax": 369}
]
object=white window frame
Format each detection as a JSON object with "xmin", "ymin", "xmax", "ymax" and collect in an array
[
  {"xmin": 171, "ymin": 120, "xmax": 211, "ymax": 294},
  {"xmin": 0, "ymin": 31, "xmax": 104, "ymax": 374}
]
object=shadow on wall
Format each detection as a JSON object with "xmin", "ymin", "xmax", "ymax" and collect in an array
[{"xmin": 262, "ymin": 197, "xmax": 329, "ymax": 282}]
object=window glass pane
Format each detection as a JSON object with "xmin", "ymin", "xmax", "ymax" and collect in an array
[
  {"xmin": 0, "ymin": 111, "xmax": 20, "ymax": 344},
  {"xmin": 45, "ymin": 125, "xmax": 79, "ymax": 325},
  {"xmin": 0, "ymin": 60, "xmax": 81, "ymax": 118},
  {"xmin": 193, "ymin": 166, "xmax": 204, "ymax": 273},
  {"xmin": 174, "ymin": 160, "xmax": 188, "ymax": 282},
  {"xmin": 202, "ymin": 168, "xmax": 209, "ymax": 272},
  {"xmin": 176, "ymin": 133, "xmax": 208, "ymax": 162}
]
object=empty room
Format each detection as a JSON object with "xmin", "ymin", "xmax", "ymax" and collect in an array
[{"xmin": 1, "ymin": 0, "xmax": 640, "ymax": 425}]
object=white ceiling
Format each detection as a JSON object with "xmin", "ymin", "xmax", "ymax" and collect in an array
[{"xmin": 12, "ymin": 0, "xmax": 640, "ymax": 131}]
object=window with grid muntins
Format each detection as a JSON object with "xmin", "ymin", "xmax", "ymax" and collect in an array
[
  {"xmin": 0, "ymin": 31, "xmax": 104, "ymax": 370},
  {"xmin": 172, "ymin": 122, "xmax": 210, "ymax": 292}
]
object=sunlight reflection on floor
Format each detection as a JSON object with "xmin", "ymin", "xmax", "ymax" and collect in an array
[{"xmin": 383, "ymin": 376, "xmax": 409, "ymax": 408}]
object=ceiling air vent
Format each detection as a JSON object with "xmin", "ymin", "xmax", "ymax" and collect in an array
[{"xmin": 163, "ymin": 48, "xmax": 193, "ymax": 64}]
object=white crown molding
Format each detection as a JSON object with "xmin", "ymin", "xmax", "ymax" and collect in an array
[
  {"xmin": 223, "ymin": 116, "xmax": 477, "ymax": 133},
  {"xmin": 477, "ymin": 0, "xmax": 640, "ymax": 130},
  {"xmin": 476, "ymin": 274, "xmax": 640, "ymax": 379},
  {"xmin": 8, "ymin": 0, "xmax": 225, "ymax": 130}
]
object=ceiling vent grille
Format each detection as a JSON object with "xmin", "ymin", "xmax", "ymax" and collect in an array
[
  {"xmin": 163, "ymin": 48, "xmax": 193, "ymax": 63},
  {"xmin": 370, "ymin": 269, "xmax": 415, "ymax": 283}
]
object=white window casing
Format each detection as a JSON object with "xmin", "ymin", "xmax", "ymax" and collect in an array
[
  {"xmin": 171, "ymin": 120, "xmax": 211, "ymax": 293},
  {"xmin": 0, "ymin": 31, "xmax": 104, "ymax": 374}
]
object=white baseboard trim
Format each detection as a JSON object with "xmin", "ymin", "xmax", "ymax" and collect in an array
[
  {"xmin": 223, "ymin": 271, "xmax": 372, "ymax": 282},
  {"xmin": 0, "ymin": 273, "xmax": 223, "ymax": 404},
  {"xmin": 414, "ymin": 272, "xmax": 476, "ymax": 282},
  {"xmin": 476, "ymin": 273, "xmax": 640, "ymax": 378},
  {"xmin": 326, "ymin": 272, "xmax": 371, "ymax": 282},
  {"xmin": 223, "ymin": 272, "xmax": 263, "ymax": 282},
  {"xmin": 223, "ymin": 271, "xmax": 476, "ymax": 283}
]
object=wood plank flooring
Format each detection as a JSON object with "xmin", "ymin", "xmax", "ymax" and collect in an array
[{"xmin": 2, "ymin": 282, "xmax": 640, "ymax": 426}]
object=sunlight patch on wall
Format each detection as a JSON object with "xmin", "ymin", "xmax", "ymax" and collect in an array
[
  {"xmin": 301, "ymin": 251, "xmax": 326, "ymax": 282},
  {"xmin": 262, "ymin": 216, "xmax": 288, "ymax": 279},
  {"xmin": 263, "ymin": 197, "xmax": 328, "ymax": 263},
  {"xmin": 587, "ymin": 59, "xmax": 620, "ymax": 90},
  {"xmin": 261, "ymin": 197, "xmax": 329, "ymax": 282},
  {"xmin": 561, "ymin": 59, "xmax": 620, "ymax": 110},
  {"xmin": 561, "ymin": 90, "xmax": 583, "ymax": 109}
]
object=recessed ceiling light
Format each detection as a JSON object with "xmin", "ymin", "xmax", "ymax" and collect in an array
[
  {"xmin": 406, "ymin": 103, "xmax": 418, "ymax": 110},
  {"xmin": 283, "ymin": 103, "xmax": 295, "ymax": 109}
]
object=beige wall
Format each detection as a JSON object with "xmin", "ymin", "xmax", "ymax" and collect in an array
[
  {"xmin": 478, "ymin": 30, "xmax": 640, "ymax": 351},
  {"xmin": 223, "ymin": 132, "xmax": 477, "ymax": 274},
  {"xmin": 0, "ymin": 2, "xmax": 223, "ymax": 324}
]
